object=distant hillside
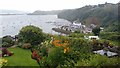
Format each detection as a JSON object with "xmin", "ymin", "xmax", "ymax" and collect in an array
[
  {"xmin": 28, "ymin": 10, "xmax": 62, "ymax": 15},
  {"xmin": 58, "ymin": 3, "xmax": 120, "ymax": 32},
  {"xmin": 0, "ymin": 10, "xmax": 27, "ymax": 14}
]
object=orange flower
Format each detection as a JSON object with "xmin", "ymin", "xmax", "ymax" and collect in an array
[
  {"xmin": 52, "ymin": 39, "xmax": 70, "ymax": 53},
  {"xmin": 52, "ymin": 40, "xmax": 62, "ymax": 46}
]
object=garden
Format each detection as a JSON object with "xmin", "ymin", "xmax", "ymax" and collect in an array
[
  {"xmin": 1, "ymin": 47, "xmax": 39, "ymax": 66},
  {"xmin": 0, "ymin": 25, "xmax": 120, "ymax": 67}
]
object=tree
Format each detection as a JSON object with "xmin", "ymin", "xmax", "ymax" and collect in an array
[
  {"xmin": 92, "ymin": 27, "xmax": 101, "ymax": 36},
  {"xmin": 18, "ymin": 25, "xmax": 45, "ymax": 46}
]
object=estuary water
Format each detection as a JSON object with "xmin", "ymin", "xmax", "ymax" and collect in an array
[{"xmin": 0, "ymin": 15, "xmax": 71, "ymax": 37}]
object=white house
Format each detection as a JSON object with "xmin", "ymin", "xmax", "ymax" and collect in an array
[{"xmin": 73, "ymin": 22, "xmax": 81, "ymax": 26}]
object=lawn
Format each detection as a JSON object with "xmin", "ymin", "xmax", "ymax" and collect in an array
[{"xmin": 3, "ymin": 47, "xmax": 39, "ymax": 66}]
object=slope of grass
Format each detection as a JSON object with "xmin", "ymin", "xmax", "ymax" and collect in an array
[{"xmin": 3, "ymin": 47, "xmax": 39, "ymax": 66}]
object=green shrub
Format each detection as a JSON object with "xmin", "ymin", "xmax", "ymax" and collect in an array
[
  {"xmin": 69, "ymin": 38, "xmax": 91, "ymax": 52},
  {"xmin": 17, "ymin": 42, "xmax": 24, "ymax": 47},
  {"xmin": 100, "ymin": 32, "xmax": 120, "ymax": 41},
  {"xmin": 76, "ymin": 54, "xmax": 120, "ymax": 67},
  {"xmin": 69, "ymin": 38, "xmax": 92, "ymax": 63},
  {"xmin": 39, "ymin": 56, "xmax": 49, "ymax": 67},
  {"xmin": 99, "ymin": 32, "xmax": 120, "ymax": 46},
  {"xmin": 38, "ymin": 44, "xmax": 49, "ymax": 57},
  {"xmin": 74, "ymin": 30, "xmax": 81, "ymax": 33},
  {"xmin": 69, "ymin": 33, "xmax": 84, "ymax": 38},
  {"xmin": 18, "ymin": 25, "xmax": 46, "ymax": 46},
  {"xmin": 47, "ymin": 47, "xmax": 65, "ymax": 67},
  {"xmin": 109, "ymin": 35, "xmax": 120, "ymax": 41},
  {"xmin": 39, "ymin": 46, "xmax": 78, "ymax": 67},
  {"xmin": 2, "ymin": 36, "xmax": 14, "ymax": 47},
  {"xmin": 92, "ymin": 27, "xmax": 101, "ymax": 36},
  {"xmin": 2, "ymin": 42, "xmax": 9, "ymax": 47}
]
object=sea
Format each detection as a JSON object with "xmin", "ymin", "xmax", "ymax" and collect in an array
[{"xmin": 0, "ymin": 15, "xmax": 71, "ymax": 37}]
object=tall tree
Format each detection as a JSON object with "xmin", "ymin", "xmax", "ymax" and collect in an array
[{"xmin": 18, "ymin": 25, "xmax": 45, "ymax": 45}]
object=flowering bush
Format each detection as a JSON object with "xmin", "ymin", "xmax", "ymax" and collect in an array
[
  {"xmin": 22, "ymin": 43, "xmax": 31, "ymax": 49},
  {"xmin": 52, "ymin": 39, "xmax": 69, "ymax": 53},
  {"xmin": 2, "ymin": 48, "xmax": 14, "ymax": 57},
  {"xmin": 52, "ymin": 40, "xmax": 62, "ymax": 46},
  {"xmin": 31, "ymin": 49, "xmax": 41, "ymax": 64},
  {"xmin": 0, "ymin": 58, "xmax": 8, "ymax": 67},
  {"xmin": 64, "ymin": 47, "xmax": 70, "ymax": 53}
]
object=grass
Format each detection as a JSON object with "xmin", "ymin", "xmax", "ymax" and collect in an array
[{"xmin": 3, "ymin": 47, "xmax": 39, "ymax": 66}]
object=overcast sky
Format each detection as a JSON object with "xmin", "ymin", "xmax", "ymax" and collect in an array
[{"xmin": 0, "ymin": 0, "xmax": 119, "ymax": 12}]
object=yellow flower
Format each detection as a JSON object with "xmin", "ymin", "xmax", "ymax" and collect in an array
[
  {"xmin": 64, "ymin": 47, "xmax": 70, "ymax": 53},
  {"xmin": 64, "ymin": 48, "xmax": 67, "ymax": 53},
  {"xmin": 4, "ymin": 60, "xmax": 7, "ymax": 63},
  {"xmin": 0, "ymin": 58, "xmax": 8, "ymax": 67}
]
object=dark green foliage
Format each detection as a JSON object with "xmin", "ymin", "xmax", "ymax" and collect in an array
[
  {"xmin": 39, "ymin": 47, "xmax": 68, "ymax": 67},
  {"xmin": 69, "ymin": 38, "xmax": 92, "ymax": 59},
  {"xmin": 69, "ymin": 33, "xmax": 84, "ymax": 38},
  {"xmin": 92, "ymin": 27, "xmax": 101, "ymax": 36},
  {"xmin": 99, "ymin": 32, "xmax": 120, "ymax": 46},
  {"xmin": 2, "ymin": 36, "xmax": 14, "ymax": 47},
  {"xmin": 74, "ymin": 30, "xmax": 81, "ymax": 33},
  {"xmin": 105, "ymin": 21, "xmax": 120, "ymax": 32},
  {"xmin": 58, "ymin": 3, "xmax": 118, "ymax": 32},
  {"xmin": 37, "ymin": 36, "xmax": 93, "ymax": 67},
  {"xmin": 100, "ymin": 32, "xmax": 120, "ymax": 41},
  {"xmin": 38, "ymin": 45, "xmax": 49, "ymax": 57},
  {"xmin": 91, "ymin": 40, "xmax": 104, "ymax": 51},
  {"xmin": 68, "ymin": 38, "xmax": 92, "ymax": 65},
  {"xmin": 39, "ymin": 30, "xmax": 120, "ymax": 67},
  {"xmin": 76, "ymin": 54, "xmax": 120, "ymax": 67},
  {"xmin": 2, "ymin": 42, "xmax": 9, "ymax": 47},
  {"xmin": 0, "ymin": 38, "xmax": 2, "ymax": 45},
  {"xmin": 47, "ymin": 47, "xmax": 65, "ymax": 67},
  {"xmin": 18, "ymin": 25, "xmax": 45, "ymax": 46}
]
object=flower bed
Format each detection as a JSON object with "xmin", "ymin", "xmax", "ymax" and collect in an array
[
  {"xmin": 52, "ymin": 39, "xmax": 69, "ymax": 53},
  {"xmin": 0, "ymin": 58, "xmax": 8, "ymax": 67}
]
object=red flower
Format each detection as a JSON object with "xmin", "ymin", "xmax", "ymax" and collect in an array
[{"xmin": 31, "ymin": 50, "xmax": 41, "ymax": 62}]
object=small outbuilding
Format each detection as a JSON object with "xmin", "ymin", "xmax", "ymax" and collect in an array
[{"xmin": 88, "ymin": 36, "xmax": 99, "ymax": 40}]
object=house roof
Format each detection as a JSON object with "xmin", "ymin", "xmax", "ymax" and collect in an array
[{"xmin": 73, "ymin": 22, "xmax": 81, "ymax": 26}]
